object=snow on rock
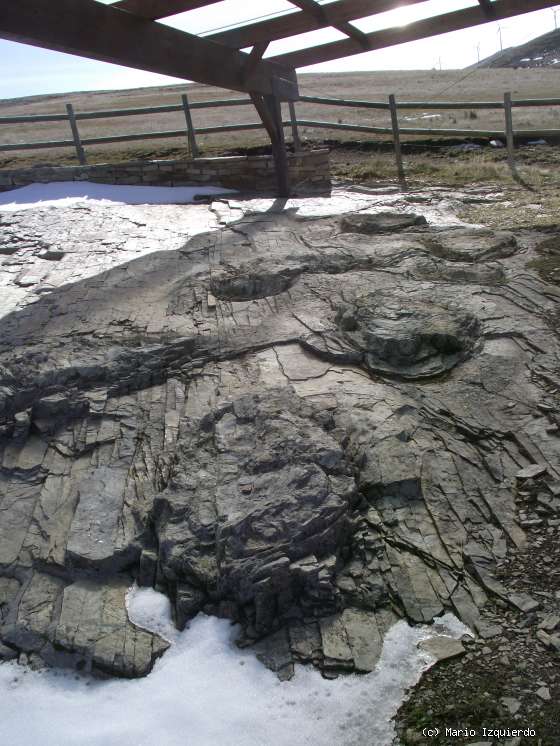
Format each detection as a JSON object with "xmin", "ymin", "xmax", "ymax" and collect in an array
[
  {"xmin": 0, "ymin": 586, "xmax": 469, "ymax": 746},
  {"xmin": 0, "ymin": 181, "xmax": 236, "ymax": 211}
]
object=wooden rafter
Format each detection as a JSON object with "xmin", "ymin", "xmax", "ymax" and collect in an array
[
  {"xmin": 208, "ymin": 0, "xmax": 429, "ymax": 49},
  {"xmin": 269, "ymin": 0, "xmax": 560, "ymax": 68},
  {"xmin": 244, "ymin": 42, "xmax": 270, "ymax": 83},
  {"xmin": 289, "ymin": 0, "xmax": 371, "ymax": 50},
  {"xmin": 477, "ymin": 0, "xmax": 495, "ymax": 15},
  {"xmin": 112, "ymin": 1, "xmax": 222, "ymax": 20},
  {"xmin": 0, "ymin": 0, "xmax": 298, "ymax": 98}
]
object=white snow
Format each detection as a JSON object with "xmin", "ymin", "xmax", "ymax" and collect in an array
[
  {"xmin": 0, "ymin": 586, "xmax": 470, "ymax": 746},
  {"xmin": 0, "ymin": 181, "xmax": 236, "ymax": 211},
  {"xmin": 402, "ymin": 113, "xmax": 442, "ymax": 122}
]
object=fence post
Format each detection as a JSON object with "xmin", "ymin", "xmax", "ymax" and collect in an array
[
  {"xmin": 66, "ymin": 103, "xmax": 86, "ymax": 165},
  {"xmin": 181, "ymin": 93, "xmax": 199, "ymax": 158},
  {"xmin": 503, "ymin": 91, "xmax": 516, "ymax": 173},
  {"xmin": 388, "ymin": 94, "xmax": 405, "ymax": 182},
  {"xmin": 288, "ymin": 101, "xmax": 301, "ymax": 153}
]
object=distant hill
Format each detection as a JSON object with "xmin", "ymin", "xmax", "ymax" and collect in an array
[{"xmin": 471, "ymin": 28, "xmax": 560, "ymax": 69}]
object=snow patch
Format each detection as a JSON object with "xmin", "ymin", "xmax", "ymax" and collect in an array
[
  {"xmin": 0, "ymin": 586, "xmax": 470, "ymax": 746},
  {"xmin": 0, "ymin": 181, "xmax": 236, "ymax": 211}
]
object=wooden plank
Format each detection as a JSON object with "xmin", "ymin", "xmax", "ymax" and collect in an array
[
  {"xmin": 0, "ymin": 0, "xmax": 298, "ymax": 99},
  {"xmin": 299, "ymin": 95, "xmax": 503, "ymax": 109},
  {"xmin": 289, "ymin": 101, "xmax": 301, "ymax": 152},
  {"xmin": 80, "ymin": 123, "xmax": 267, "ymax": 145},
  {"xmin": 300, "ymin": 95, "xmax": 390, "ymax": 109},
  {"xmin": 388, "ymin": 94, "xmax": 404, "ymax": 181},
  {"xmin": 512, "ymin": 98, "xmax": 560, "ymax": 107},
  {"xmin": 252, "ymin": 85, "xmax": 290, "ymax": 196},
  {"xmin": 251, "ymin": 93, "xmax": 277, "ymax": 142},
  {"xmin": 194, "ymin": 123, "xmax": 268, "ymax": 135},
  {"xmin": 181, "ymin": 93, "xmax": 199, "ymax": 157},
  {"xmin": 189, "ymin": 98, "xmax": 252, "ymax": 109},
  {"xmin": 293, "ymin": 119, "xmax": 536, "ymax": 137},
  {"xmin": 78, "ymin": 131, "xmax": 189, "ymax": 146},
  {"xmin": 113, "ymin": 1, "xmax": 223, "ymax": 20},
  {"xmin": 293, "ymin": 119, "xmax": 394, "ymax": 134},
  {"xmin": 299, "ymin": 95, "xmax": 560, "ymax": 109},
  {"xmin": 0, "ymin": 112, "xmax": 70, "ymax": 124},
  {"xmin": 66, "ymin": 103, "xmax": 86, "ymax": 165},
  {"xmin": 208, "ymin": 0, "xmax": 428, "ymax": 49},
  {"xmin": 76, "ymin": 104, "xmax": 183, "ymax": 119},
  {"xmin": 0, "ymin": 138, "xmax": 76, "ymax": 152},
  {"xmin": 299, "ymin": 95, "xmax": 504, "ymax": 110},
  {"xmin": 504, "ymin": 91, "xmax": 516, "ymax": 171},
  {"xmin": 270, "ymin": 0, "xmax": 560, "ymax": 68},
  {"xmin": 394, "ymin": 100, "xmax": 502, "ymax": 110},
  {"xmin": 76, "ymin": 100, "xmax": 253, "ymax": 120},
  {"xmin": 266, "ymin": 91, "xmax": 290, "ymax": 197},
  {"xmin": 244, "ymin": 42, "xmax": 270, "ymax": 82}
]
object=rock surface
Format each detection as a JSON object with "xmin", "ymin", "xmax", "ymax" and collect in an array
[{"xmin": 0, "ymin": 188, "xmax": 559, "ymax": 679}]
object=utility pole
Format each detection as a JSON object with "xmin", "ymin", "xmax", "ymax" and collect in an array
[
  {"xmin": 476, "ymin": 42, "xmax": 481, "ymax": 63},
  {"xmin": 497, "ymin": 24, "xmax": 503, "ymax": 52},
  {"xmin": 553, "ymin": 8, "xmax": 559, "ymax": 30}
]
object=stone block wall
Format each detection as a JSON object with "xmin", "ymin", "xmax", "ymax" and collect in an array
[{"xmin": 0, "ymin": 150, "xmax": 330, "ymax": 194}]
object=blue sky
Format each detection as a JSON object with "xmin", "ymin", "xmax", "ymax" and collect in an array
[{"xmin": 0, "ymin": 1, "xmax": 558, "ymax": 99}]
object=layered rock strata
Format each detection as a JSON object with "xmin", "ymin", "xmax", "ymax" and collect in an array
[{"xmin": 0, "ymin": 192, "xmax": 559, "ymax": 680}]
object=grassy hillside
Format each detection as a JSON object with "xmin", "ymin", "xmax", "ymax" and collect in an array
[{"xmin": 472, "ymin": 27, "xmax": 560, "ymax": 69}]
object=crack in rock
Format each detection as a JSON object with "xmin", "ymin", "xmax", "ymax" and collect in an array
[{"xmin": 0, "ymin": 194, "xmax": 559, "ymax": 680}]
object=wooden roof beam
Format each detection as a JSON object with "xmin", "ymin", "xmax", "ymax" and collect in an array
[
  {"xmin": 244, "ymin": 42, "xmax": 270, "ymax": 83},
  {"xmin": 0, "ymin": 0, "xmax": 298, "ymax": 99},
  {"xmin": 270, "ymin": 0, "xmax": 560, "ymax": 68},
  {"xmin": 208, "ymin": 0, "xmax": 430, "ymax": 49},
  {"xmin": 477, "ymin": 0, "xmax": 495, "ymax": 16},
  {"xmin": 289, "ymin": 0, "xmax": 371, "ymax": 49}
]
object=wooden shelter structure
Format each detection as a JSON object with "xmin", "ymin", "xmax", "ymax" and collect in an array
[{"xmin": 0, "ymin": 0, "xmax": 557, "ymax": 195}]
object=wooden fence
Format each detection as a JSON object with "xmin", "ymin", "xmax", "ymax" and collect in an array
[{"xmin": 1, "ymin": 91, "xmax": 559, "ymax": 178}]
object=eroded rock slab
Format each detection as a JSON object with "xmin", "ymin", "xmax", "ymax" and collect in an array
[
  {"xmin": 340, "ymin": 211, "xmax": 428, "ymax": 234},
  {"xmin": 1, "ymin": 572, "xmax": 168, "ymax": 676},
  {"xmin": 324, "ymin": 288, "xmax": 480, "ymax": 378},
  {"xmin": 155, "ymin": 388, "xmax": 356, "ymax": 635},
  {"xmin": 0, "ymin": 189, "xmax": 559, "ymax": 679}
]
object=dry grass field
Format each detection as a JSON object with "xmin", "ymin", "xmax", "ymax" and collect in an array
[{"xmin": 1, "ymin": 69, "xmax": 560, "ymax": 170}]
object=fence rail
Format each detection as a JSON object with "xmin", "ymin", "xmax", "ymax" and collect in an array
[
  {"xmin": 1, "ymin": 90, "xmax": 559, "ymax": 178},
  {"xmin": 298, "ymin": 94, "xmax": 560, "ymax": 110}
]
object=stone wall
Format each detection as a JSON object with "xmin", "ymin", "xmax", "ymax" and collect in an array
[{"xmin": 0, "ymin": 149, "xmax": 330, "ymax": 194}]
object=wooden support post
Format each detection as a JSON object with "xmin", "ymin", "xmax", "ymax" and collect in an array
[
  {"xmin": 388, "ymin": 94, "xmax": 405, "ymax": 183},
  {"xmin": 265, "ymin": 92, "xmax": 290, "ymax": 197},
  {"xmin": 181, "ymin": 93, "xmax": 199, "ymax": 158},
  {"xmin": 66, "ymin": 103, "xmax": 86, "ymax": 164},
  {"xmin": 504, "ymin": 91, "xmax": 515, "ymax": 173},
  {"xmin": 289, "ymin": 101, "xmax": 301, "ymax": 152},
  {"xmin": 252, "ymin": 82, "xmax": 291, "ymax": 197}
]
